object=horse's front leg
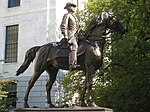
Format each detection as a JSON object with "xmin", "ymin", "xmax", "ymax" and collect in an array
[
  {"xmin": 80, "ymin": 71, "xmax": 87, "ymax": 107},
  {"xmin": 86, "ymin": 65, "xmax": 97, "ymax": 107}
]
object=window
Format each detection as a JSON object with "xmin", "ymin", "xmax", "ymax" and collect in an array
[
  {"xmin": 8, "ymin": 0, "xmax": 20, "ymax": 8},
  {"xmin": 5, "ymin": 25, "xmax": 19, "ymax": 63}
]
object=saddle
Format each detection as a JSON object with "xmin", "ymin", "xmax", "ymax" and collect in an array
[{"xmin": 47, "ymin": 38, "xmax": 86, "ymax": 60}]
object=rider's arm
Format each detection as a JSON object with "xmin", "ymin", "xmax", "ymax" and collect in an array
[{"xmin": 60, "ymin": 13, "xmax": 70, "ymax": 39}]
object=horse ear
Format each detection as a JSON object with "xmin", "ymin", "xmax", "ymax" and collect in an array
[{"xmin": 108, "ymin": 9, "xmax": 114, "ymax": 14}]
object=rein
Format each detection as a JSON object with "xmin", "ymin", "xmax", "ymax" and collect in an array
[{"xmin": 87, "ymin": 35, "xmax": 105, "ymax": 41}]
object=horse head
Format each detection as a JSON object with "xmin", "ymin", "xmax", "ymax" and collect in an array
[
  {"xmin": 78, "ymin": 11, "xmax": 128, "ymax": 42},
  {"xmin": 97, "ymin": 10, "xmax": 127, "ymax": 36},
  {"xmin": 84, "ymin": 11, "xmax": 127, "ymax": 42}
]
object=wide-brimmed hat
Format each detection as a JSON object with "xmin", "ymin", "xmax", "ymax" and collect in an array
[{"xmin": 64, "ymin": 2, "xmax": 76, "ymax": 9}]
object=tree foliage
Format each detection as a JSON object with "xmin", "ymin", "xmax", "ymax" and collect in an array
[
  {"xmin": 62, "ymin": 0, "xmax": 150, "ymax": 112},
  {"xmin": 0, "ymin": 71, "xmax": 16, "ymax": 112}
]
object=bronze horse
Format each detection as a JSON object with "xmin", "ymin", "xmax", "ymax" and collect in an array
[{"xmin": 16, "ymin": 11, "xmax": 126, "ymax": 108}]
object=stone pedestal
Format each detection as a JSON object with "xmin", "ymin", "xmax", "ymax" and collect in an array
[{"xmin": 15, "ymin": 107, "xmax": 113, "ymax": 112}]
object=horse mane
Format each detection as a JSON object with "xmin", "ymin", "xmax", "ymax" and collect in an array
[
  {"xmin": 85, "ymin": 13, "xmax": 105, "ymax": 38},
  {"xmin": 78, "ymin": 12, "xmax": 109, "ymax": 40},
  {"xmin": 77, "ymin": 16, "xmax": 99, "ymax": 40},
  {"xmin": 86, "ymin": 17, "xmax": 99, "ymax": 33}
]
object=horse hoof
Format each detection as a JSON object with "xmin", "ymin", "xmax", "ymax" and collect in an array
[
  {"xmin": 24, "ymin": 103, "xmax": 29, "ymax": 108},
  {"xmin": 49, "ymin": 104, "xmax": 55, "ymax": 108},
  {"xmin": 33, "ymin": 106, "xmax": 39, "ymax": 108},
  {"xmin": 88, "ymin": 101, "xmax": 97, "ymax": 107},
  {"xmin": 81, "ymin": 102, "xmax": 87, "ymax": 107},
  {"xmin": 58, "ymin": 104, "xmax": 69, "ymax": 108}
]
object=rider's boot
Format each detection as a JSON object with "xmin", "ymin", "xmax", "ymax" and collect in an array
[{"xmin": 69, "ymin": 50, "xmax": 80, "ymax": 70}]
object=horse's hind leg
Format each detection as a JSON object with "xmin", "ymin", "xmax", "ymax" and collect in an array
[
  {"xmin": 46, "ymin": 68, "xmax": 58, "ymax": 108},
  {"xmin": 24, "ymin": 70, "xmax": 45, "ymax": 108}
]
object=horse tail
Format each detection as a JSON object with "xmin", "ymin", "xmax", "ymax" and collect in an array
[{"xmin": 15, "ymin": 46, "xmax": 41, "ymax": 76}]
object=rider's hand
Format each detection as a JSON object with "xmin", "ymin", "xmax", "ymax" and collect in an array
[
  {"xmin": 64, "ymin": 36, "xmax": 68, "ymax": 40},
  {"xmin": 63, "ymin": 38, "xmax": 68, "ymax": 43}
]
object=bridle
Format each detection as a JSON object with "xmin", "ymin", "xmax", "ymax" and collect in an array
[{"xmin": 85, "ymin": 11, "xmax": 124, "ymax": 42}]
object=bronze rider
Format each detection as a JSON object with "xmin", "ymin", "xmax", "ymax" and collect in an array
[{"xmin": 60, "ymin": 2, "xmax": 80, "ymax": 70}]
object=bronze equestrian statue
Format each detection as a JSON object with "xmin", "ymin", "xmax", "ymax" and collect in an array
[
  {"xmin": 15, "ymin": 10, "xmax": 126, "ymax": 108},
  {"xmin": 60, "ymin": 2, "xmax": 80, "ymax": 70}
]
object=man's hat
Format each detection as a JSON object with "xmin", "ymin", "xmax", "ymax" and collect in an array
[{"xmin": 64, "ymin": 2, "xmax": 76, "ymax": 9}]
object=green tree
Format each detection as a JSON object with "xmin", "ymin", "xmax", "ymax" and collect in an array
[
  {"xmin": 62, "ymin": 0, "xmax": 150, "ymax": 111},
  {"xmin": 0, "ymin": 71, "xmax": 16, "ymax": 112}
]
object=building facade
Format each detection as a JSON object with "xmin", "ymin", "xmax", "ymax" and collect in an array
[{"xmin": 0, "ymin": 0, "xmax": 87, "ymax": 108}]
